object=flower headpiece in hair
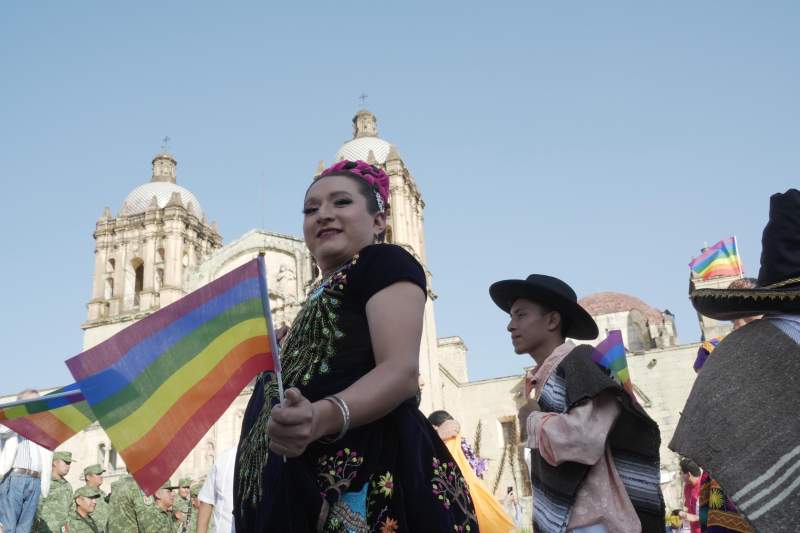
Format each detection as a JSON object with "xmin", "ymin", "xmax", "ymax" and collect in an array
[{"xmin": 318, "ymin": 160, "xmax": 390, "ymax": 213}]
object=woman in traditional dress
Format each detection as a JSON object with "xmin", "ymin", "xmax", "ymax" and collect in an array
[{"xmin": 234, "ymin": 160, "xmax": 478, "ymax": 532}]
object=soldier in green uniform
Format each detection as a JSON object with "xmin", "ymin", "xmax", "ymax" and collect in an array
[
  {"xmin": 33, "ymin": 451, "xmax": 74, "ymax": 533},
  {"xmin": 172, "ymin": 478, "xmax": 192, "ymax": 530},
  {"xmin": 138, "ymin": 480, "xmax": 178, "ymax": 533},
  {"xmin": 82, "ymin": 464, "xmax": 110, "ymax": 531},
  {"xmin": 106, "ymin": 473, "xmax": 151, "ymax": 533},
  {"xmin": 66, "ymin": 486, "xmax": 103, "ymax": 533},
  {"xmin": 183, "ymin": 484, "xmax": 208, "ymax": 533}
]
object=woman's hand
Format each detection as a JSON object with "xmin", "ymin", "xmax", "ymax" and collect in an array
[
  {"xmin": 435, "ymin": 419, "xmax": 461, "ymax": 441},
  {"xmin": 268, "ymin": 388, "xmax": 316, "ymax": 457},
  {"xmin": 276, "ymin": 323, "xmax": 289, "ymax": 347}
]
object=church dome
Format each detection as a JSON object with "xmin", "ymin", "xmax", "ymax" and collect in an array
[
  {"xmin": 334, "ymin": 109, "xmax": 398, "ymax": 165},
  {"xmin": 121, "ymin": 182, "xmax": 204, "ymax": 218},
  {"xmin": 120, "ymin": 150, "xmax": 204, "ymax": 218},
  {"xmin": 579, "ymin": 292, "xmax": 666, "ymax": 322},
  {"xmin": 336, "ymin": 136, "xmax": 394, "ymax": 164}
]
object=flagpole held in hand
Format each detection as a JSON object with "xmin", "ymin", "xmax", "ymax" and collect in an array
[{"xmin": 257, "ymin": 252, "xmax": 288, "ymax": 462}]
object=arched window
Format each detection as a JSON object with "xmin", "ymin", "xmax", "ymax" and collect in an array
[
  {"xmin": 104, "ymin": 277, "xmax": 114, "ymax": 299},
  {"xmin": 109, "ymin": 447, "xmax": 118, "ymax": 470},
  {"xmin": 133, "ymin": 260, "xmax": 144, "ymax": 305},
  {"xmin": 124, "ymin": 258, "xmax": 144, "ymax": 309},
  {"xmin": 106, "ymin": 258, "xmax": 116, "ymax": 273}
]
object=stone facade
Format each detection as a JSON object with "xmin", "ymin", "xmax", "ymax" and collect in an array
[{"xmin": 11, "ymin": 110, "xmax": 703, "ymax": 507}]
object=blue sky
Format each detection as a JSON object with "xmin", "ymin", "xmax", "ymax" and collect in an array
[{"xmin": 0, "ymin": 1, "xmax": 797, "ymax": 393}]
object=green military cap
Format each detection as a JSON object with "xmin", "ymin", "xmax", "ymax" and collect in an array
[
  {"xmin": 53, "ymin": 451, "xmax": 74, "ymax": 463},
  {"xmin": 179, "ymin": 477, "xmax": 192, "ymax": 487},
  {"xmin": 83, "ymin": 463, "xmax": 105, "ymax": 477},
  {"xmin": 74, "ymin": 485, "xmax": 102, "ymax": 499},
  {"xmin": 190, "ymin": 484, "xmax": 202, "ymax": 497},
  {"xmin": 159, "ymin": 479, "xmax": 179, "ymax": 490}
]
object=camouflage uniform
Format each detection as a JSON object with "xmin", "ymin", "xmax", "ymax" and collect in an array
[
  {"xmin": 34, "ymin": 476, "xmax": 74, "ymax": 533},
  {"xmin": 83, "ymin": 463, "xmax": 111, "ymax": 530},
  {"xmin": 89, "ymin": 488, "xmax": 111, "ymax": 531},
  {"xmin": 68, "ymin": 486, "xmax": 104, "ymax": 533},
  {"xmin": 139, "ymin": 504, "xmax": 176, "ymax": 533},
  {"xmin": 66, "ymin": 509, "xmax": 102, "ymax": 533},
  {"xmin": 107, "ymin": 475, "xmax": 151, "ymax": 533},
  {"xmin": 172, "ymin": 495, "xmax": 190, "ymax": 526}
]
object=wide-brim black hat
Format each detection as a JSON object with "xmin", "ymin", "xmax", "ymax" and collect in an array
[
  {"xmin": 489, "ymin": 274, "xmax": 599, "ymax": 340},
  {"xmin": 691, "ymin": 189, "xmax": 800, "ymax": 320}
]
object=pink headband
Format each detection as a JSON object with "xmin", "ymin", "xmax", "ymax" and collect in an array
[{"xmin": 318, "ymin": 160, "xmax": 390, "ymax": 212}]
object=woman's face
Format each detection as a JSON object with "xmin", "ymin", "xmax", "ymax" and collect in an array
[{"xmin": 303, "ymin": 175, "xmax": 386, "ymax": 275}]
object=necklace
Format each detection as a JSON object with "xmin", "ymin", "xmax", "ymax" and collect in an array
[{"xmin": 309, "ymin": 255, "xmax": 359, "ymax": 300}]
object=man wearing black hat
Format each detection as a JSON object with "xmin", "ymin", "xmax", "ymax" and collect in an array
[
  {"xmin": 490, "ymin": 275, "xmax": 664, "ymax": 533},
  {"xmin": 671, "ymin": 189, "xmax": 800, "ymax": 532}
]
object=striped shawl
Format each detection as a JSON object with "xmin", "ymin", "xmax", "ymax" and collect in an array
[
  {"xmin": 670, "ymin": 320, "xmax": 800, "ymax": 532},
  {"xmin": 531, "ymin": 345, "xmax": 665, "ymax": 533}
]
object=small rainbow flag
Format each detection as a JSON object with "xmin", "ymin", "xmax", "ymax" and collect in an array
[
  {"xmin": 592, "ymin": 330, "xmax": 633, "ymax": 396},
  {"xmin": 66, "ymin": 257, "xmax": 277, "ymax": 494},
  {"xmin": 689, "ymin": 236, "xmax": 743, "ymax": 280},
  {"xmin": 0, "ymin": 384, "xmax": 96, "ymax": 450}
]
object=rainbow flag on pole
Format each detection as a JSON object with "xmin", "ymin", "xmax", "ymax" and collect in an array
[
  {"xmin": 0, "ymin": 384, "xmax": 95, "ymax": 450},
  {"xmin": 66, "ymin": 256, "xmax": 277, "ymax": 494},
  {"xmin": 689, "ymin": 236, "xmax": 743, "ymax": 280},
  {"xmin": 591, "ymin": 330, "xmax": 633, "ymax": 397}
]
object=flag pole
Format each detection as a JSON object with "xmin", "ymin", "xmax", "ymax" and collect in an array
[
  {"xmin": 257, "ymin": 253, "xmax": 286, "ymax": 403},
  {"xmin": 257, "ymin": 252, "xmax": 288, "ymax": 463},
  {"xmin": 733, "ymin": 235, "xmax": 744, "ymax": 276},
  {"xmin": 0, "ymin": 389, "xmax": 81, "ymax": 411}
]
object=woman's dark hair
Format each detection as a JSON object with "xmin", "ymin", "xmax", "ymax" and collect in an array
[
  {"xmin": 427, "ymin": 410, "xmax": 454, "ymax": 427},
  {"xmin": 306, "ymin": 173, "xmax": 389, "ymax": 241},
  {"xmin": 679, "ymin": 458, "xmax": 701, "ymax": 477}
]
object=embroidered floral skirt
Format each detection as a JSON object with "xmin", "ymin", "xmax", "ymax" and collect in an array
[{"xmin": 238, "ymin": 402, "xmax": 479, "ymax": 533}]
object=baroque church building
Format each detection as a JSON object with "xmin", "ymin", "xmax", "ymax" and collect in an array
[{"xmin": 23, "ymin": 110, "xmax": 717, "ymax": 511}]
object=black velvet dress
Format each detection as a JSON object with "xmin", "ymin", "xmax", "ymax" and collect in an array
[{"xmin": 234, "ymin": 244, "xmax": 478, "ymax": 533}]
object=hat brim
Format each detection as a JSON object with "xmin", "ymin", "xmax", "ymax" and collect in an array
[
  {"xmin": 691, "ymin": 287, "xmax": 800, "ymax": 320},
  {"xmin": 490, "ymin": 279, "xmax": 599, "ymax": 340}
]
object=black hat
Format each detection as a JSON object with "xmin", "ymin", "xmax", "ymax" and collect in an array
[
  {"xmin": 489, "ymin": 274, "xmax": 599, "ymax": 340},
  {"xmin": 691, "ymin": 189, "xmax": 800, "ymax": 320}
]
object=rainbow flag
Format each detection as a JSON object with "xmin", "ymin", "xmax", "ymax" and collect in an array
[
  {"xmin": 0, "ymin": 384, "xmax": 96, "ymax": 450},
  {"xmin": 689, "ymin": 236, "xmax": 743, "ymax": 280},
  {"xmin": 591, "ymin": 330, "xmax": 633, "ymax": 396},
  {"xmin": 66, "ymin": 257, "xmax": 277, "ymax": 494}
]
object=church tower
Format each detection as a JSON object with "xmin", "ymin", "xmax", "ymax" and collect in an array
[
  {"xmin": 82, "ymin": 150, "xmax": 223, "ymax": 349},
  {"xmin": 330, "ymin": 109, "xmax": 427, "ymax": 262},
  {"xmin": 323, "ymin": 109, "xmax": 443, "ymax": 412}
]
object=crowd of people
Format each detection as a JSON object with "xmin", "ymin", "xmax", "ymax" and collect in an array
[
  {"xmin": 0, "ymin": 421, "xmax": 236, "ymax": 532},
  {"xmin": 1, "ymin": 159, "xmax": 797, "ymax": 532}
]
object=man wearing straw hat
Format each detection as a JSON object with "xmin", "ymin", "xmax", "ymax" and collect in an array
[{"xmin": 671, "ymin": 189, "xmax": 800, "ymax": 532}]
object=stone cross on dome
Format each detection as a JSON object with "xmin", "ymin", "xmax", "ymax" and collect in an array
[{"xmin": 358, "ymin": 93, "xmax": 368, "ymax": 107}]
